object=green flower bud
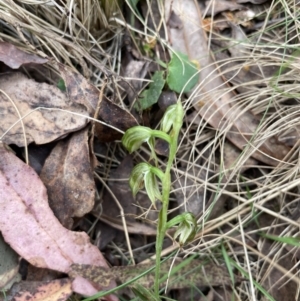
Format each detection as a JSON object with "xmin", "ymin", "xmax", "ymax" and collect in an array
[
  {"xmin": 161, "ymin": 101, "xmax": 184, "ymax": 133},
  {"xmin": 166, "ymin": 212, "xmax": 197, "ymax": 246},
  {"xmin": 129, "ymin": 163, "xmax": 163, "ymax": 207},
  {"xmin": 122, "ymin": 126, "xmax": 154, "ymax": 153}
]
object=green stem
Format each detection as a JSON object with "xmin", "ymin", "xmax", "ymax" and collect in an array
[{"xmin": 154, "ymin": 101, "xmax": 183, "ymax": 297}]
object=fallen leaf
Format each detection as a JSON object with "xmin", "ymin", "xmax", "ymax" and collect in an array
[
  {"xmin": 40, "ymin": 128, "xmax": 95, "ymax": 228},
  {"xmin": 120, "ymin": 59, "xmax": 149, "ymax": 106},
  {"xmin": 101, "ymin": 156, "xmax": 137, "ymax": 221},
  {"xmin": 95, "ymin": 155, "xmax": 145, "ymax": 249},
  {"xmin": 172, "ymin": 167, "xmax": 207, "ymax": 217},
  {"xmin": 58, "ymin": 63, "xmax": 139, "ymax": 142},
  {"xmin": 6, "ymin": 279, "xmax": 72, "ymax": 301},
  {"xmin": 0, "ymin": 73, "xmax": 89, "ymax": 147},
  {"xmin": 0, "ymin": 41, "xmax": 48, "ymax": 69},
  {"xmin": 95, "ymin": 97, "xmax": 139, "ymax": 142},
  {"xmin": 0, "ymin": 234, "xmax": 20, "ymax": 290},
  {"xmin": 57, "ymin": 63, "xmax": 98, "ymax": 115},
  {"xmin": 0, "ymin": 143, "xmax": 117, "ymax": 298}
]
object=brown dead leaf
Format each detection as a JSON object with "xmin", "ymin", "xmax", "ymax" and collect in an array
[
  {"xmin": 0, "ymin": 73, "xmax": 89, "ymax": 147},
  {"xmin": 172, "ymin": 168, "xmax": 206, "ymax": 217},
  {"xmin": 58, "ymin": 63, "xmax": 138, "ymax": 142},
  {"xmin": 94, "ymin": 156, "xmax": 139, "ymax": 249},
  {"xmin": 57, "ymin": 63, "xmax": 98, "ymax": 115},
  {"xmin": 101, "ymin": 156, "xmax": 137, "ymax": 221},
  {"xmin": 0, "ymin": 41, "xmax": 48, "ymax": 69},
  {"xmin": 165, "ymin": 0, "xmax": 291, "ymax": 166},
  {"xmin": 95, "ymin": 97, "xmax": 139, "ymax": 142},
  {"xmin": 0, "ymin": 143, "xmax": 117, "ymax": 298},
  {"xmin": 6, "ymin": 279, "xmax": 72, "ymax": 301},
  {"xmin": 40, "ymin": 128, "xmax": 95, "ymax": 228}
]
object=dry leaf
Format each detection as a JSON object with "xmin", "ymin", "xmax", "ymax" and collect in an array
[
  {"xmin": 40, "ymin": 128, "xmax": 95, "ymax": 228},
  {"xmin": 0, "ymin": 73, "xmax": 89, "ymax": 147},
  {"xmin": 58, "ymin": 63, "xmax": 138, "ymax": 142},
  {"xmin": 0, "ymin": 144, "xmax": 117, "ymax": 298},
  {"xmin": 6, "ymin": 279, "xmax": 72, "ymax": 301},
  {"xmin": 102, "ymin": 156, "xmax": 136, "ymax": 221},
  {"xmin": 58, "ymin": 63, "xmax": 99, "ymax": 115},
  {"xmin": 95, "ymin": 97, "xmax": 138, "ymax": 142},
  {"xmin": 0, "ymin": 41, "xmax": 48, "ymax": 69},
  {"xmin": 0, "ymin": 234, "xmax": 20, "ymax": 290}
]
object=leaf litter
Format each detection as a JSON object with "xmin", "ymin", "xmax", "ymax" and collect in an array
[{"xmin": 0, "ymin": 1, "xmax": 299, "ymax": 301}]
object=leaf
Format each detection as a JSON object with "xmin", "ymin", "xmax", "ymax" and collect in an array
[
  {"xmin": 138, "ymin": 71, "xmax": 165, "ymax": 110},
  {"xmin": 0, "ymin": 144, "xmax": 117, "ymax": 298},
  {"xmin": 0, "ymin": 41, "xmax": 48, "ymax": 69},
  {"xmin": 40, "ymin": 128, "xmax": 95, "ymax": 228},
  {"xmin": 166, "ymin": 51, "xmax": 199, "ymax": 93},
  {"xmin": 4, "ymin": 279, "xmax": 72, "ymax": 301},
  {"xmin": 95, "ymin": 97, "xmax": 139, "ymax": 142},
  {"xmin": 57, "ymin": 79, "xmax": 66, "ymax": 92},
  {"xmin": 260, "ymin": 233, "xmax": 300, "ymax": 247},
  {"xmin": 0, "ymin": 73, "xmax": 89, "ymax": 147},
  {"xmin": 58, "ymin": 63, "xmax": 139, "ymax": 142},
  {"xmin": 0, "ymin": 234, "xmax": 20, "ymax": 290}
]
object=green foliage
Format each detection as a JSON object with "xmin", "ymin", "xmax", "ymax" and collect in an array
[
  {"xmin": 136, "ymin": 51, "xmax": 199, "ymax": 111},
  {"xmin": 166, "ymin": 213, "xmax": 197, "ymax": 246},
  {"xmin": 138, "ymin": 71, "xmax": 165, "ymax": 110},
  {"xmin": 260, "ymin": 233, "xmax": 300, "ymax": 246},
  {"xmin": 57, "ymin": 78, "xmax": 66, "ymax": 91},
  {"xmin": 129, "ymin": 163, "xmax": 163, "ymax": 206},
  {"xmin": 122, "ymin": 101, "xmax": 197, "ymax": 299},
  {"xmin": 166, "ymin": 52, "xmax": 199, "ymax": 93}
]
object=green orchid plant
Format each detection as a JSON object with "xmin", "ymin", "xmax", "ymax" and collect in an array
[{"xmin": 122, "ymin": 100, "xmax": 197, "ymax": 298}]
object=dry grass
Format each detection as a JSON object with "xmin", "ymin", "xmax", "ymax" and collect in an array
[{"xmin": 1, "ymin": 0, "xmax": 299, "ymax": 300}]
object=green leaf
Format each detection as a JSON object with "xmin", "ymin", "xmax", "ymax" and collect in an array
[
  {"xmin": 138, "ymin": 71, "xmax": 165, "ymax": 110},
  {"xmin": 166, "ymin": 51, "xmax": 199, "ymax": 93},
  {"xmin": 260, "ymin": 233, "xmax": 300, "ymax": 246},
  {"xmin": 57, "ymin": 78, "xmax": 66, "ymax": 91}
]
